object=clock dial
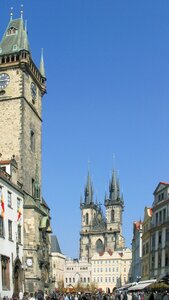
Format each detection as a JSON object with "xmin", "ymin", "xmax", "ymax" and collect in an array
[
  {"xmin": 0, "ymin": 73, "xmax": 10, "ymax": 89},
  {"xmin": 31, "ymin": 82, "xmax": 37, "ymax": 100},
  {"xmin": 26, "ymin": 258, "xmax": 33, "ymax": 267}
]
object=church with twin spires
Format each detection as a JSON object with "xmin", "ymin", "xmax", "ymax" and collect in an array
[{"xmin": 80, "ymin": 169, "xmax": 125, "ymax": 261}]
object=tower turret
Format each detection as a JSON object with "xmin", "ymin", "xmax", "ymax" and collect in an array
[{"xmin": 105, "ymin": 169, "xmax": 125, "ymax": 249}]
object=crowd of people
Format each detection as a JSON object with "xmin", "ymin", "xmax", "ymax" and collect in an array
[{"xmin": 2, "ymin": 288, "xmax": 169, "ymax": 300}]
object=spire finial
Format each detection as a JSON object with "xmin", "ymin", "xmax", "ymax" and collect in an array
[
  {"xmin": 39, "ymin": 48, "xmax": 46, "ymax": 78},
  {"xmin": 20, "ymin": 4, "xmax": 24, "ymax": 19},
  {"xmin": 10, "ymin": 7, "xmax": 13, "ymax": 21}
]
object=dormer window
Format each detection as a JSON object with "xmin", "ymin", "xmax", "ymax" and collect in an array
[
  {"xmin": 6, "ymin": 27, "xmax": 17, "ymax": 36},
  {"xmin": 13, "ymin": 45, "xmax": 17, "ymax": 51}
]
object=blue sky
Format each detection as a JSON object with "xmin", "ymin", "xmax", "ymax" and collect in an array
[{"xmin": 1, "ymin": 1, "xmax": 169, "ymax": 258}]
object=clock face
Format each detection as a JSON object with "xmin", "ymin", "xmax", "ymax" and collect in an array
[
  {"xmin": 31, "ymin": 82, "xmax": 37, "ymax": 100},
  {"xmin": 26, "ymin": 258, "xmax": 33, "ymax": 267},
  {"xmin": 0, "ymin": 73, "xmax": 10, "ymax": 89}
]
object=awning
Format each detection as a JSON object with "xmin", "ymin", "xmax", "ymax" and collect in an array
[{"xmin": 128, "ymin": 281, "xmax": 155, "ymax": 291}]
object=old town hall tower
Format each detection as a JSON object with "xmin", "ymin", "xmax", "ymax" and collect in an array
[
  {"xmin": 0, "ymin": 12, "xmax": 52, "ymax": 293},
  {"xmin": 0, "ymin": 14, "xmax": 46, "ymax": 195},
  {"xmin": 80, "ymin": 170, "xmax": 125, "ymax": 261}
]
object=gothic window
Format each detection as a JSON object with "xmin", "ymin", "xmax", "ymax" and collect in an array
[
  {"xmin": 1, "ymin": 256, "xmax": 10, "ymax": 290},
  {"xmin": 8, "ymin": 220, "xmax": 12, "ymax": 241},
  {"xmin": 111, "ymin": 209, "xmax": 115, "ymax": 222},
  {"xmin": 86, "ymin": 213, "xmax": 89, "ymax": 225},
  {"xmin": 30, "ymin": 130, "xmax": 35, "ymax": 152},
  {"xmin": 18, "ymin": 225, "xmax": 21, "ymax": 244},
  {"xmin": 96, "ymin": 239, "xmax": 104, "ymax": 254},
  {"xmin": 32, "ymin": 178, "xmax": 35, "ymax": 197},
  {"xmin": 0, "ymin": 216, "xmax": 4, "ymax": 237}
]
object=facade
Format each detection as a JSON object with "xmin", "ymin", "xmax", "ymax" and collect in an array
[
  {"xmin": 149, "ymin": 182, "xmax": 169, "ymax": 279},
  {"xmin": 0, "ymin": 13, "xmax": 52, "ymax": 293},
  {"xmin": 0, "ymin": 159, "xmax": 24, "ymax": 298},
  {"xmin": 51, "ymin": 235, "xmax": 66, "ymax": 289},
  {"xmin": 64, "ymin": 257, "xmax": 91, "ymax": 289},
  {"xmin": 91, "ymin": 248, "xmax": 132, "ymax": 292},
  {"xmin": 80, "ymin": 170, "xmax": 125, "ymax": 262},
  {"xmin": 131, "ymin": 221, "xmax": 142, "ymax": 282},
  {"xmin": 141, "ymin": 207, "xmax": 152, "ymax": 280}
]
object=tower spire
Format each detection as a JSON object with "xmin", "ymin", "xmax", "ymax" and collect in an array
[
  {"xmin": 109, "ymin": 169, "xmax": 117, "ymax": 201},
  {"xmin": 40, "ymin": 48, "xmax": 46, "ymax": 78},
  {"xmin": 84, "ymin": 172, "xmax": 94, "ymax": 205}
]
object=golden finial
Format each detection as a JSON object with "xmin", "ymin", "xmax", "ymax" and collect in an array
[
  {"xmin": 20, "ymin": 4, "xmax": 24, "ymax": 19},
  {"xmin": 10, "ymin": 7, "xmax": 13, "ymax": 20}
]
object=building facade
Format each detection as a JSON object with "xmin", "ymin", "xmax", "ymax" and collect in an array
[
  {"xmin": 149, "ymin": 182, "xmax": 169, "ymax": 279},
  {"xmin": 64, "ymin": 257, "xmax": 91, "ymax": 290},
  {"xmin": 141, "ymin": 207, "xmax": 152, "ymax": 280},
  {"xmin": 91, "ymin": 248, "xmax": 132, "ymax": 292},
  {"xmin": 0, "ymin": 158, "xmax": 24, "ymax": 298},
  {"xmin": 0, "ymin": 13, "xmax": 52, "ymax": 293},
  {"xmin": 131, "ymin": 221, "xmax": 142, "ymax": 282},
  {"xmin": 80, "ymin": 170, "xmax": 125, "ymax": 262}
]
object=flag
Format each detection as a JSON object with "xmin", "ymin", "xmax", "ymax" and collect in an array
[
  {"xmin": 1, "ymin": 193, "xmax": 5, "ymax": 218},
  {"xmin": 17, "ymin": 207, "xmax": 22, "ymax": 222}
]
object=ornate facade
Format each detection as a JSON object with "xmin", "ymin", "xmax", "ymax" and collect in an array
[
  {"xmin": 80, "ymin": 170, "xmax": 125, "ymax": 262},
  {"xmin": 0, "ymin": 13, "xmax": 52, "ymax": 294}
]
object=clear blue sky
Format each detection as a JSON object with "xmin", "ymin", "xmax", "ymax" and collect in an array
[{"xmin": 1, "ymin": 1, "xmax": 169, "ymax": 258}]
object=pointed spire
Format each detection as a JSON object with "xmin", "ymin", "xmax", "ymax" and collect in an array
[
  {"xmin": 40, "ymin": 48, "xmax": 46, "ymax": 78},
  {"xmin": 84, "ymin": 172, "xmax": 94, "ymax": 205},
  {"xmin": 20, "ymin": 21, "xmax": 30, "ymax": 52},
  {"xmin": 109, "ymin": 169, "xmax": 117, "ymax": 201}
]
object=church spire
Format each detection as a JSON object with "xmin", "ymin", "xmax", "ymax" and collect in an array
[
  {"xmin": 84, "ymin": 172, "xmax": 94, "ymax": 205},
  {"xmin": 109, "ymin": 169, "xmax": 118, "ymax": 201},
  {"xmin": 40, "ymin": 48, "xmax": 46, "ymax": 78}
]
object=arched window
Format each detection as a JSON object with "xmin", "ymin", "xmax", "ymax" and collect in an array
[
  {"xmin": 86, "ymin": 213, "xmax": 89, "ymax": 225},
  {"xmin": 6, "ymin": 27, "xmax": 17, "ymax": 36},
  {"xmin": 96, "ymin": 239, "xmax": 104, "ymax": 254},
  {"xmin": 111, "ymin": 209, "xmax": 115, "ymax": 222}
]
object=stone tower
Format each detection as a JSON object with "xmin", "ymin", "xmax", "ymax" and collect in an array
[
  {"xmin": 80, "ymin": 169, "xmax": 125, "ymax": 261},
  {"xmin": 0, "ymin": 13, "xmax": 52, "ymax": 293},
  {"xmin": 0, "ymin": 15, "xmax": 46, "ymax": 196}
]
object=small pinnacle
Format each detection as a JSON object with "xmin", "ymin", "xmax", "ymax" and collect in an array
[
  {"xmin": 10, "ymin": 7, "xmax": 13, "ymax": 20},
  {"xmin": 20, "ymin": 4, "xmax": 24, "ymax": 19}
]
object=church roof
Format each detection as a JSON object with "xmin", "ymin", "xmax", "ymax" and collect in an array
[
  {"xmin": 0, "ymin": 18, "xmax": 30, "ymax": 55},
  {"xmin": 51, "ymin": 235, "xmax": 62, "ymax": 254}
]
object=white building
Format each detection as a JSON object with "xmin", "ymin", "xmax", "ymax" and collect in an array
[
  {"xmin": 51, "ymin": 235, "xmax": 66, "ymax": 289},
  {"xmin": 64, "ymin": 257, "xmax": 91, "ymax": 289},
  {"xmin": 0, "ymin": 158, "xmax": 24, "ymax": 298},
  {"xmin": 91, "ymin": 248, "xmax": 132, "ymax": 292}
]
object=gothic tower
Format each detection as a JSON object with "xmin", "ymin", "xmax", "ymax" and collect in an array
[
  {"xmin": 0, "ymin": 13, "xmax": 46, "ymax": 196},
  {"xmin": 104, "ymin": 169, "xmax": 125, "ymax": 250},
  {"xmin": 0, "ymin": 12, "xmax": 52, "ymax": 293},
  {"xmin": 80, "ymin": 169, "xmax": 125, "ymax": 261}
]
